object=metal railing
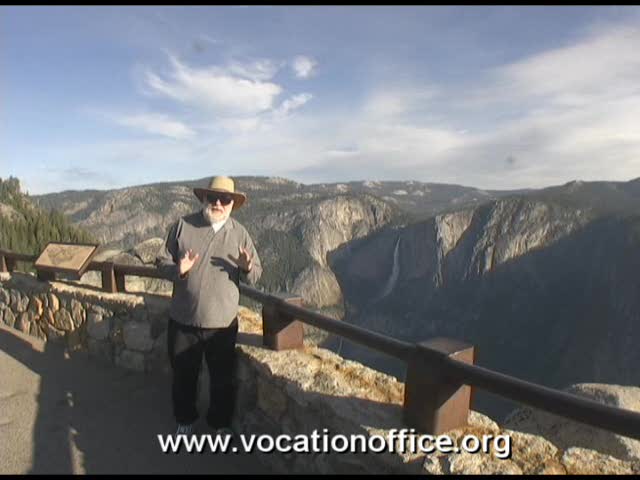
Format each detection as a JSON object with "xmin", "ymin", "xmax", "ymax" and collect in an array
[{"xmin": 1, "ymin": 247, "xmax": 640, "ymax": 440}]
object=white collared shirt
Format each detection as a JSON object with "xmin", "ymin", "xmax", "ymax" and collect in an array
[{"xmin": 211, "ymin": 218, "xmax": 227, "ymax": 233}]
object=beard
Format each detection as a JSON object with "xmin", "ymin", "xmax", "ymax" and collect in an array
[{"xmin": 202, "ymin": 203, "xmax": 228, "ymax": 225}]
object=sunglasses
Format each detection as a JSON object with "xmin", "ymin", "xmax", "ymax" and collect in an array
[{"xmin": 205, "ymin": 193, "xmax": 234, "ymax": 206}]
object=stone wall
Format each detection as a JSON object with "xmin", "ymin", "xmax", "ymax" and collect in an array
[{"xmin": 1, "ymin": 271, "xmax": 638, "ymax": 474}]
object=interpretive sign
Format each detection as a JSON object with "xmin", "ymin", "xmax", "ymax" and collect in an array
[{"xmin": 34, "ymin": 242, "xmax": 99, "ymax": 279}]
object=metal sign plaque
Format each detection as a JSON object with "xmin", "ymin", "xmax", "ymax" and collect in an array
[{"xmin": 34, "ymin": 242, "xmax": 99, "ymax": 278}]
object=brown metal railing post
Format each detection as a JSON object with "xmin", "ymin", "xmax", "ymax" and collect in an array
[
  {"xmin": 116, "ymin": 270, "xmax": 126, "ymax": 293},
  {"xmin": 262, "ymin": 293, "xmax": 304, "ymax": 350},
  {"xmin": 1, "ymin": 254, "xmax": 16, "ymax": 273},
  {"xmin": 403, "ymin": 337, "xmax": 475, "ymax": 435},
  {"xmin": 102, "ymin": 262, "xmax": 125, "ymax": 293}
]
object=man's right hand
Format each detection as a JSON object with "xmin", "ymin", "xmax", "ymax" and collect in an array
[{"xmin": 179, "ymin": 249, "xmax": 199, "ymax": 277}]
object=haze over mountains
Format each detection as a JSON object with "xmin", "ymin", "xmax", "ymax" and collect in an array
[{"xmin": 31, "ymin": 176, "xmax": 640, "ymax": 420}]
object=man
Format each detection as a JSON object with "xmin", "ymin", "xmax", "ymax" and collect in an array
[{"xmin": 156, "ymin": 176, "xmax": 262, "ymax": 436}]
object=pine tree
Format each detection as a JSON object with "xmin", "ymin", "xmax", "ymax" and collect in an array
[{"xmin": 0, "ymin": 177, "xmax": 96, "ymax": 263}]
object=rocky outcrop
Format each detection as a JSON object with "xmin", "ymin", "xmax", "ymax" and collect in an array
[
  {"xmin": 246, "ymin": 193, "xmax": 394, "ymax": 307},
  {"xmin": 132, "ymin": 237, "xmax": 164, "ymax": 264},
  {"xmin": 291, "ymin": 265, "xmax": 342, "ymax": 308},
  {"xmin": 330, "ymin": 194, "xmax": 640, "ymax": 419},
  {"xmin": 505, "ymin": 383, "xmax": 640, "ymax": 463},
  {"xmin": 0, "ymin": 202, "xmax": 23, "ymax": 222},
  {"xmin": 297, "ymin": 196, "xmax": 393, "ymax": 268}
]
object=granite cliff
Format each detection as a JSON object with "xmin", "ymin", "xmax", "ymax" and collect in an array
[{"xmin": 329, "ymin": 179, "xmax": 640, "ymax": 419}]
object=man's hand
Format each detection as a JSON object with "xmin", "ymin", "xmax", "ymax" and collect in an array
[
  {"xmin": 233, "ymin": 246, "xmax": 253, "ymax": 273},
  {"xmin": 179, "ymin": 249, "xmax": 199, "ymax": 277}
]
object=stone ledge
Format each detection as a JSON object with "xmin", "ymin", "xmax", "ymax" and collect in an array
[{"xmin": 2, "ymin": 273, "xmax": 638, "ymax": 474}]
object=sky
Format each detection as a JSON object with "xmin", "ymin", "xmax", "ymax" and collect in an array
[{"xmin": 2, "ymin": 5, "xmax": 640, "ymax": 194}]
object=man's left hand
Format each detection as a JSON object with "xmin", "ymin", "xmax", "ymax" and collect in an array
[{"xmin": 234, "ymin": 246, "xmax": 253, "ymax": 272}]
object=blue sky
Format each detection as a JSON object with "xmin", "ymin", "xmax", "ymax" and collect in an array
[{"xmin": 2, "ymin": 6, "xmax": 640, "ymax": 194}]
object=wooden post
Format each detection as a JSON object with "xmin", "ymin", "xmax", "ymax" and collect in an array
[
  {"xmin": 102, "ymin": 262, "xmax": 126, "ymax": 293},
  {"xmin": 403, "ymin": 337, "xmax": 475, "ymax": 435},
  {"xmin": 262, "ymin": 293, "xmax": 304, "ymax": 351},
  {"xmin": 1, "ymin": 254, "xmax": 16, "ymax": 273},
  {"xmin": 36, "ymin": 269, "xmax": 56, "ymax": 282}
]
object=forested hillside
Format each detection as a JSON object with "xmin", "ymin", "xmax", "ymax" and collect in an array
[{"xmin": 0, "ymin": 177, "xmax": 95, "ymax": 256}]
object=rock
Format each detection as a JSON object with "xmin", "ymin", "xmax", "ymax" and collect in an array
[
  {"xmin": 132, "ymin": 238, "xmax": 164, "ymax": 264},
  {"xmin": 48, "ymin": 293, "xmax": 59, "ymax": 312},
  {"xmin": 4, "ymin": 308, "xmax": 16, "ymax": 328},
  {"xmin": 70, "ymin": 299, "xmax": 85, "ymax": 327},
  {"xmin": 28, "ymin": 297, "xmax": 44, "ymax": 317},
  {"xmin": 446, "ymin": 451, "xmax": 523, "ymax": 475},
  {"xmin": 67, "ymin": 328, "xmax": 85, "ymax": 351},
  {"xmin": 123, "ymin": 321, "xmax": 153, "ymax": 352},
  {"xmin": 16, "ymin": 312, "xmax": 30, "ymax": 333},
  {"xmin": 91, "ymin": 249, "xmax": 122, "ymax": 262},
  {"xmin": 42, "ymin": 322, "xmax": 66, "ymax": 342},
  {"xmin": 505, "ymin": 383, "xmax": 640, "ymax": 462},
  {"xmin": 505, "ymin": 430, "xmax": 559, "ymax": 474},
  {"xmin": 561, "ymin": 447, "xmax": 636, "ymax": 474},
  {"xmin": 110, "ymin": 252, "xmax": 144, "ymax": 266},
  {"xmin": 43, "ymin": 308, "xmax": 55, "ymax": 326},
  {"xmin": 86, "ymin": 312, "xmax": 111, "ymax": 340},
  {"xmin": 468, "ymin": 411, "xmax": 501, "ymax": 434},
  {"xmin": 435, "ymin": 209, "xmax": 475, "ymax": 258},
  {"xmin": 0, "ymin": 287, "xmax": 10, "ymax": 305},
  {"xmin": 29, "ymin": 322, "xmax": 47, "ymax": 341},
  {"xmin": 11, "ymin": 290, "xmax": 29, "ymax": 313},
  {"xmin": 291, "ymin": 265, "xmax": 342, "ymax": 308},
  {"xmin": 53, "ymin": 309, "xmax": 74, "ymax": 331}
]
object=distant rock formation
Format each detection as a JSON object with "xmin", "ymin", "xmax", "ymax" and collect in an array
[{"xmin": 330, "ymin": 182, "xmax": 640, "ymax": 418}]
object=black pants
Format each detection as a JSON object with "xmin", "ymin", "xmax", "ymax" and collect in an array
[{"xmin": 167, "ymin": 317, "xmax": 239, "ymax": 428}]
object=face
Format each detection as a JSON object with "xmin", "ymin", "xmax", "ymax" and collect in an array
[{"xmin": 202, "ymin": 192, "xmax": 234, "ymax": 224}]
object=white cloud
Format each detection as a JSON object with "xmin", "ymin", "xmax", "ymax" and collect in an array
[
  {"xmin": 114, "ymin": 113, "xmax": 196, "ymax": 139},
  {"xmin": 289, "ymin": 23, "xmax": 640, "ymax": 189},
  {"xmin": 218, "ymin": 117, "xmax": 262, "ymax": 134},
  {"xmin": 499, "ymin": 26, "xmax": 640, "ymax": 102},
  {"xmin": 228, "ymin": 59, "xmax": 280, "ymax": 81},
  {"xmin": 325, "ymin": 148, "xmax": 360, "ymax": 158},
  {"xmin": 363, "ymin": 87, "xmax": 438, "ymax": 119},
  {"xmin": 273, "ymin": 93, "xmax": 313, "ymax": 118},
  {"xmin": 292, "ymin": 55, "xmax": 318, "ymax": 79},
  {"xmin": 144, "ymin": 55, "xmax": 282, "ymax": 115},
  {"xmin": 66, "ymin": 21, "xmax": 640, "ymax": 193}
]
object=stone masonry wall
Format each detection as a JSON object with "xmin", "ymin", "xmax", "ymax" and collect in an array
[{"xmin": 1, "ymin": 271, "xmax": 638, "ymax": 474}]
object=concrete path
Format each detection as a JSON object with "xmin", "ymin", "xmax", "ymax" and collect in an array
[{"xmin": 0, "ymin": 323, "xmax": 273, "ymax": 474}]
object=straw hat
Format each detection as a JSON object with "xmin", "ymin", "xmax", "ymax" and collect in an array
[{"xmin": 193, "ymin": 176, "xmax": 246, "ymax": 210}]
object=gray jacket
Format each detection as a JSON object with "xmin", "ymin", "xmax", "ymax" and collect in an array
[{"xmin": 156, "ymin": 211, "xmax": 262, "ymax": 328}]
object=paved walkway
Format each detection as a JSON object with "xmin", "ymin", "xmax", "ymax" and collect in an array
[{"xmin": 0, "ymin": 323, "xmax": 272, "ymax": 474}]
